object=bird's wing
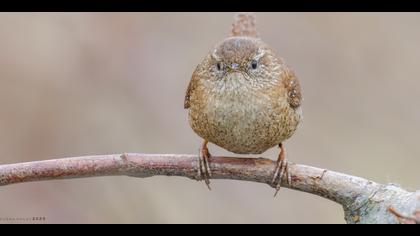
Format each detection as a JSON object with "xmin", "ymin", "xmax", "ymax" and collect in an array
[
  {"xmin": 185, "ymin": 58, "xmax": 208, "ymax": 109},
  {"xmin": 282, "ymin": 67, "xmax": 302, "ymax": 109},
  {"xmin": 184, "ymin": 78, "xmax": 193, "ymax": 109}
]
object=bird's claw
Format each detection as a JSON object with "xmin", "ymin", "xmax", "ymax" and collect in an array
[
  {"xmin": 197, "ymin": 140, "xmax": 212, "ymax": 190},
  {"xmin": 271, "ymin": 144, "xmax": 291, "ymax": 197}
]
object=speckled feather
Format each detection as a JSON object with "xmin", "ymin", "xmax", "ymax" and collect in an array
[{"xmin": 184, "ymin": 21, "xmax": 302, "ymax": 155}]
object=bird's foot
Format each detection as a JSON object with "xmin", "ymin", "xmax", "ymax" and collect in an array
[
  {"xmin": 197, "ymin": 140, "xmax": 212, "ymax": 190},
  {"xmin": 271, "ymin": 143, "xmax": 291, "ymax": 197}
]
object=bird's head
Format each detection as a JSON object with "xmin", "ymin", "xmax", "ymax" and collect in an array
[{"xmin": 197, "ymin": 36, "xmax": 282, "ymax": 91}]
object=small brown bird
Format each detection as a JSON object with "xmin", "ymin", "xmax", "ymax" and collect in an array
[{"xmin": 184, "ymin": 13, "xmax": 302, "ymax": 196}]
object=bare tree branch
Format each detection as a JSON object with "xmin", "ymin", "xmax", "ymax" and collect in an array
[{"xmin": 0, "ymin": 153, "xmax": 418, "ymax": 224}]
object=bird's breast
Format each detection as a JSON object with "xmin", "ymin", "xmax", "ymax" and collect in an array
[
  {"xmin": 205, "ymin": 89, "xmax": 269, "ymax": 126},
  {"xmin": 188, "ymin": 83, "xmax": 301, "ymax": 154}
]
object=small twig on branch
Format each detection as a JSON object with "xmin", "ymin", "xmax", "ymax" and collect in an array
[{"xmin": 0, "ymin": 153, "xmax": 418, "ymax": 224}]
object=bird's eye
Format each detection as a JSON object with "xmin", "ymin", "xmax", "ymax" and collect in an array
[
  {"xmin": 251, "ymin": 59, "xmax": 258, "ymax": 70},
  {"xmin": 216, "ymin": 62, "xmax": 222, "ymax": 71}
]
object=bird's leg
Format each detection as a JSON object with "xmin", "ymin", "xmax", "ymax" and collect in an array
[
  {"xmin": 198, "ymin": 140, "xmax": 212, "ymax": 190},
  {"xmin": 271, "ymin": 143, "xmax": 291, "ymax": 197}
]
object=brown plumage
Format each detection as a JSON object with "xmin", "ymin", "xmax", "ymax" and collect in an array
[{"xmin": 184, "ymin": 13, "xmax": 302, "ymax": 194}]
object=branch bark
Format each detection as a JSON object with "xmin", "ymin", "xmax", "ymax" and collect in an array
[{"xmin": 0, "ymin": 153, "xmax": 418, "ymax": 224}]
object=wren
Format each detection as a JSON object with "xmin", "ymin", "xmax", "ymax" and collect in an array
[{"xmin": 184, "ymin": 13, "xmax": 302, "ymax": 196}]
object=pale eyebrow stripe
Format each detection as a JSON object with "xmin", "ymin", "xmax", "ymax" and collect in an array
[
  {"xmin": 211, "ymin": 48, "xmax": 221, "ymax": 61},
  {"xmin": 254, "ymin": 48, "xmax": 265, "ymax": 60}
]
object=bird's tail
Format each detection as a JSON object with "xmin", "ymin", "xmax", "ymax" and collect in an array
[{"xmin": 230, "ymin": 12, "xmax": 259, "ymax": 38}]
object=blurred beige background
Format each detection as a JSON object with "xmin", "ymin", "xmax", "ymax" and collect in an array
[{"xmin": 0, "ymin": 12, "xmax": 419, "ymax": 224}]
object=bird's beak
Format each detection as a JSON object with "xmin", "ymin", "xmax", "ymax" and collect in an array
[
  {"xmin": 231, "ymin": 63, "xmax": 240, "ymax": 70},
  {"xmin": 224, "ymin": 63, "xmax": 244, "ymax": 80},
  {"xmin": 227, "ymin": 63, "xmax": 240, "ymax": 73}
]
